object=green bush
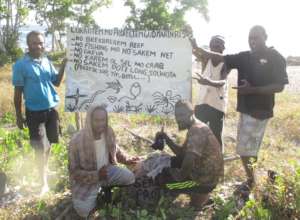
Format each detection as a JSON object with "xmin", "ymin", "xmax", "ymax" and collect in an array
[
  {"xmin": 239, "ymin": 162, "xmax": 300, "ymax": 219},
  {"xmin": 0, "ymin": 39, "xmax": 24, "ymax": 66},
  {"xmin": 5, "ymin": 35, "xmax": 24, "ymax": 61},
  {"xmin": 9, "ymin": 46, "xmax": 23, "ymax": 62},
  {"xmin": 0, "ymin": 112, "xmax": 15, "ymax": 124},
  {"xmin": 0, "ymin": 51, "xmax": 11, "ymax": 66}
]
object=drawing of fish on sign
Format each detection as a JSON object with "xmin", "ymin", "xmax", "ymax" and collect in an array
[{"xmin": 106, "ymin": 79, "xmax": 123, "ymax": 94}]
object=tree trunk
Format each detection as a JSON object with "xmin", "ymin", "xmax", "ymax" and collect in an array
[
  {"xmin": 75, "ymin": 112, "xmax": 80, "ymax": 131},
  {"xmin": 51, "ymin": 31, "xmax": 55, "ymax": 51},
  {"xmin": 58, "ymin": 31, "xmax": 64, "ymax": 50}
]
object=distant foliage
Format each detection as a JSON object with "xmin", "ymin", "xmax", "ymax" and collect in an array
[
  {"xmin": 0, "ymin": 52, "xmax": 10, "ymax": 67},
  {"xmin": 28, "ymin": 0, "xmax": 112, "ymax": 51},
  {"xmin": 124, "ymin": 0, "xmax": 209, "ymax": 31},
  {"xmin": 0, "ymin": 0, "xmax": 28, "ymax": 65},
  {"xmin": 287, "ymin": 56, "xmax": 300, "ymax": 66},
  {"xmin": 0, "ymin": 0, "xmax": 112, "ymax": 65},
  {"xmin": 71, "ymin": 0, "xmax": 112, "ymax": 28}
]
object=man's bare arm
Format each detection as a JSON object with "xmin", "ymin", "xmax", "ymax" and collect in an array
[
  {"xmin": 154, "ymin": 130, "xmax": 185, "ymax": 156},
  {"xmin": 14, "ymin": 87, "xmax": 24, "ymax": 129},
  {"xmin": 179, "ymin": 152, "xmax": 197, "ymax": 180},
  {"xmin": 53, "ymin": 58, "xmax": 67, "ymax": 87},
  {"xmin": 164, "ymin": 135, "xmax": 185, "ymax": 157},
  {"xmin": 189, "ymin": 38, "xmax": 208, "ymax": 66},
  {"xmin": 194, "ymin": 46, "xmax": 225, "ymax": 64},
  {"xmin": 256, "ymin": 84, "xmax": 284, "ymax": 94},
  {"xmin": 233, "ymin": 80, "xmax": 285, "ymax": 95},
  {"xmin": 193, "ymin": 72, "xmax": 226, "ymax": 88}
]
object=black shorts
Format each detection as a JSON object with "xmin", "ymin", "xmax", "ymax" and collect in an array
[{"xmin": 25, "ymin": 108, "xmax": 60, "ymax": 144}]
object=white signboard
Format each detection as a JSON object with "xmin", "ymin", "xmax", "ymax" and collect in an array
[{"xmin": 65, "ymin": 28, "xmax": 192, "ymax": 115}]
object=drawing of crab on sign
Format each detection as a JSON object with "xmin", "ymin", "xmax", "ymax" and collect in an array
[{"xmin": 150, "ymin": 90, "xmax": 182, "ymax": 115}]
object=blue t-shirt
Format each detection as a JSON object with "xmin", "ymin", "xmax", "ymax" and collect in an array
[{"xmin": 12, "ymin": 54, "xmax": 59, "ymax": 111}]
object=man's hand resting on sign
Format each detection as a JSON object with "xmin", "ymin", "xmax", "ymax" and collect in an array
[{"xmin": 232, "ymin": 79, "xmax": 254, "ymax": 95}]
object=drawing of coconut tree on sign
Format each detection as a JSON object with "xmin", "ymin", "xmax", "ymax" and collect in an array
[
  {"xmin": 65, "ymin": 88, "xmax": 88, "ymax": 111},
  {"xmin": 152, "ymin": 90, "xmax": 182, "ymax": 115},
  {"xmin": 145, "ymin": 105, "xmax": 157, "ymax": 114}
]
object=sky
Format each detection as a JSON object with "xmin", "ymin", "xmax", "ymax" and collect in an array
[{"xmin": 93, "ymin": 0, "xmax": 300, "ymax": 57}]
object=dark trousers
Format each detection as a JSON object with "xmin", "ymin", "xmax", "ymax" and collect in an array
[
  {"xmin": 194, "ymin": 104, "xmax": 224, "ymax": 147},
  {"xmin": 25, "ymin": 108, "xmax": 60, "ymax": 144}
]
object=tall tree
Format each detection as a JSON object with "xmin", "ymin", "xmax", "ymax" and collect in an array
[
  {"xmin": 29, "ymin": 0, "xmax": 74, "ymax": 51},
  {"xmin": 29, "ymin": 0, "xmax": 112, "ymax": 51},
  {"xmin": 0, "ymin": 0, "xmax": 28, "ymax": 64},
  {"xmin": 71, "ymin": 0, "xmax": 112, "ymax": 27},
  {"xmin": 124, "ymin": 0, "xmax": 209, "ymax": 31}
]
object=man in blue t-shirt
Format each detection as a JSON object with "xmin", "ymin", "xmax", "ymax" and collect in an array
[
  {"xmin": 12, "ymin": 31, "xmax": 67, "ymax": 194},
  {"xmin": 191, "ymin": 25, "xmax": 288, "ymax": 189}
]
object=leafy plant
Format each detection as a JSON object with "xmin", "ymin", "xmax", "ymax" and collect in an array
[{"xmin": 124, "ymin": 0, "xmax": 209, "ymax": 31}]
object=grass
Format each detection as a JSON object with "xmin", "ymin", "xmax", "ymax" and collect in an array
[
  {"xmin": 0, "ymin": 65, "xmax": 300, "ymax": 219},
  {"xmin": 0, "ymin": 65, "xmax": 15, "ymax": 118}
]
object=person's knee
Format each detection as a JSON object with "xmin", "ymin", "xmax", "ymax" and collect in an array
[
  {"xmin": 125, "ymin": 170, "xmax": 135, "ymax": 185},
  {"xmin": 118, "ymin": 169, "xmax": 135, "ymax": 185},
  {"xmin": 73, "ymin": 200, "xmax": 95, "ymax": 218},
  {"xmin": 108, "ymin": 166, "xmax": 135, "ymax": 185},
  {"xmin": 73, "ymin": 205, "xmax": 90, "ymax": 218}
]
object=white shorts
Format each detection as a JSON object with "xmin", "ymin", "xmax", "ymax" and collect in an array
[{"xmin": 236, "ymin": 113, "xmax": 269, "ymax": 157}]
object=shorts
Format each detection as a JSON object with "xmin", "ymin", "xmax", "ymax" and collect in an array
[
  {"xmin": 237, "ymin": 113, "xmax": 269, "ymax": 157},
  {"xmin": 25, "ymin": 108, "xmax": 60, "ymax": 144},
  {"xmin": 159, "ymin": 156, "xmax": 216, "ymax": 193}
]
